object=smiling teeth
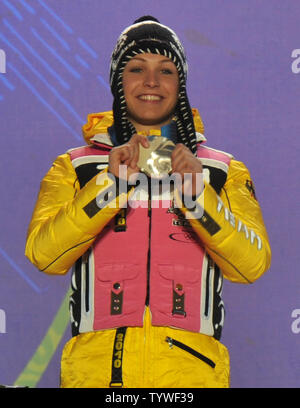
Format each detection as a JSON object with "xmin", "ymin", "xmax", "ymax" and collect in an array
[{"xmin": 139, "ymin": 95, "xmax": 161, "ymax": 101}]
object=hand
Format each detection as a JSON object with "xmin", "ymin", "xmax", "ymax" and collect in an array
[
  {"xmin": 108, "ymin": 133, "xmax": 149, "ymax": 181},
  {"xmin": 171, "ymin": 143, "xmax": 203, "ymax": 197}
]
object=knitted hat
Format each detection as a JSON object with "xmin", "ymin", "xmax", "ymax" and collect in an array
[{"xmin": 110, "ymin": 16, "xmax": 197, "ymax": 154}]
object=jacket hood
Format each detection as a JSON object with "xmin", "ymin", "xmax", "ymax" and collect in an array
[{"xmin": 82, "ymin": 108, "xmax": 205, "ymax": 146}]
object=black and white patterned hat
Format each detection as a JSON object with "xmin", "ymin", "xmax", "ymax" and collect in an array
[{"xmin": 110, "ymin": 16, "xmax": 197, "ymax": 154}]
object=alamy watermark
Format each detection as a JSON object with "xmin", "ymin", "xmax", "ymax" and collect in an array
[
  {"xmin": 0, "ymin": 309, "xmax": 6, "ymax": 333},
  {"xmin": 0, "ymin": 49, "xmax": 6, "ymax": 74},
  {"xmin": 291, "ymin": 309, "xmax": 300, "ymax": 334},
  {"xmin": 94, "ymin": 166, "xmax": 204, "ymax": 218},
  {"xmin": 291, "ymin": 49, "xmax": 300, "ymax": 74}
]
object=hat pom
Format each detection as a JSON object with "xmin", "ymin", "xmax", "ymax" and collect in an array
[{"xmin": 133, "ymin": 16, "xmax": 160, "ymax": 24}]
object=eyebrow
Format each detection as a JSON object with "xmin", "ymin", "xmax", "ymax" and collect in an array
[{"xmin": 129, "ymin": 57, "xmax": 173, "ymax": 63}]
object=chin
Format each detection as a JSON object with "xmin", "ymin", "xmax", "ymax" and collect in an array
[
  {"xmin": 128, "ymin": 112, "xmax": 175, "ymax": 128},
  {"xmin": 139, "ymin": 118, "xmax": 168, "ymax": 126}
]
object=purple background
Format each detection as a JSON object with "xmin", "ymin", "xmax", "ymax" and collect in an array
[{"xmin": 0, "ymin": 0, "xmax": 299, "ymax": 388}]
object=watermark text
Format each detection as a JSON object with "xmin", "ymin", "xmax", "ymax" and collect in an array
[
  {"xmin": 291, "ymin": 309, "xmax": 300, "ymax": 334},
  {"xmin": 0, "ymin": 49, "xmax": 6, "ymax": 74},
  {"xmin": 0, "ymin": 309, "xmax": 6, "ymax": 333},
  {"xmin": 104, "ymin": 391, "xmax": 194, "ymax": 404},
  {"xmin": 95, "ymin": 166, "xmax": 204, "ymax": 215},
  {"xmin": 291, "ymin": 49, "xmax": 300, "ymax": 74}
]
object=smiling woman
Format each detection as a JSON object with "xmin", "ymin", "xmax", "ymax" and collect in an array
[
  {"xmin": 25, "ymin": 15, "xmax": 271, "ymax": 389},
  {"xmin": 123, "ymin": 53, "xmax": 179, "ymax": 131}
]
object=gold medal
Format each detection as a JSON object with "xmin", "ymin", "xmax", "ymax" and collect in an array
[{"xmin": 137, "ymin": 136, "xmax": 175, "ymax": 178}]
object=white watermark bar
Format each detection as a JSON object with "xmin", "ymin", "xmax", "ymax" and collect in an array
[
  {"xmin": 0, "ymin": 309, "xmax": 6, "ymax": 333},
  {"xmin": 0, "ymin": 49, "xmax": 6, "ymax": 74}
]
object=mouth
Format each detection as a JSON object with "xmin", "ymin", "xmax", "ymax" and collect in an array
[{"xmin": 137, "ymin": 94, "xmax": 163, "ymax": 102}]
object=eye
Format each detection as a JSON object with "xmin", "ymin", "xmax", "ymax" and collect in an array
[
  {"xmin": 129, "ymin": 67, "xmax": 143, "ymax": 73},
  {"xmin": 161, "ymin": 68, "xmax": 175, "ymax": 75}
]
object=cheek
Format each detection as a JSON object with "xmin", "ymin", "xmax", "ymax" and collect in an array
[
  {"xmin": 123, "ymin": 70, "xmax": 140, "ymax": 86},
  {"xmin": 122, "ymin": 79, "xmax": 130, "ymax": 100},
  {"xmin": 122, "ymin": 74, "xmax": 135, "ymax": 98},
  {"xmin": 168, "ymin": 82, "xmax": 179, "ymax": 106},
  {"xmin": 166, "ymin": 77, "xmax": 179, "ymax": 99}
]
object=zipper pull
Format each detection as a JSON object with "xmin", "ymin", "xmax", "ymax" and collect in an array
[{"xmin": 165, "ymin": 336, "xmax": 173, "ymax": 348}]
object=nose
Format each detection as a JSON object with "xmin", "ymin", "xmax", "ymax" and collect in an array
[{"xmin": 143, "ymin": 69, "xmax": 159, "ymax": 88}]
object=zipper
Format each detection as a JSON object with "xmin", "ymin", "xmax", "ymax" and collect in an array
[
  {"xmin": 82, "ymin": 250, "xmax": 90, "ymax": 313},
  {"xmin": 165, "ymin": 337, "xmax": 216, "ymax": 369},
  {"xmin": 145, "ymin": 177, "xmax": 152, "ymax": 306},
  {"xmin": 205, "ymin": 256, "xmax": 214, "ymax": 317}
]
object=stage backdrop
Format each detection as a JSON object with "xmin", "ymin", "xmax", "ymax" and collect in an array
[{"xmin": 0, "ymin": 0, "xmax": 299, "ymax": 388}]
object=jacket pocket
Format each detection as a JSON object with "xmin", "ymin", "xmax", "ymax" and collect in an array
[
  {"xmin": 165, "ymin": 336, "xmax": 216, "ymax": 369},
  {"xmin": 94, "ymin": 263, "xmax": 144, "ymax": 320},
  {"xmin": 155, "ymin": 264, "xmax": 201, "ymax": 321}
]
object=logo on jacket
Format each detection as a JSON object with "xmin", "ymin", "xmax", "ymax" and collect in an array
[
  {"xmin": 168, "ymin": 203, "xmax": 197, "ymax": 242},
  {"xmin": 245, "ymin": 179, "xmax": 257, "ymax": 200},
  {"xmin": 169, "ymin": 230, "xmax": 198, "ymax": 243}
]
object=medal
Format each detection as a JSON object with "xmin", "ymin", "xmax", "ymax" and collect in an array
[{"xmin": 137, "ymin": 136, "xmax": 175, "ymax": 178}]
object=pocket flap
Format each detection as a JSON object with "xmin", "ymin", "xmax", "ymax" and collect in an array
[
  {"xmin": 97, "ymin": 263, "xmax": 140, "ymax": 282},
  {"xmin": 158, "ymin": 264, "xmax": 200, "ymax": 283}
]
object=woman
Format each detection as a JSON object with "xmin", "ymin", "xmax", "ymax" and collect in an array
[{"xmin": 25, "ymin": 16, "xmax": 271, "ymax": 388}]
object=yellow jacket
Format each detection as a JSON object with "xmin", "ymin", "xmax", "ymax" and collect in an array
[{"xmin": 25, "ymin": 109, "xmax": 271, "ymax": 388}]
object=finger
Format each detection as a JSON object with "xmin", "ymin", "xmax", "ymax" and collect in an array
[
  {"xmin": 127, "ymin": 143, "xmax": 139, "ymax": 169},
  {"xmin": 172, "ymin": 151, "xmax": 188, "ymax": 174},
  {"xmin": 172, "ymin": 143, "xmax": 186, "ymax": 156},
  {"xmin": 171, "ymin": 144, "xmax": 188, "ymax": 164},
  {"xmin": 172, "ymin": 148, "xmax": 202, "ymax": 175},
  {"xmin": 131, "ymin": 134, "xmax": 150, "ymax": 149},
  {"xmin": 139, "ymin": 135, "xmax": 150, "ymax": 148},
  {"xmin": 128, "ymin": 135, "xmax": 149, "ymax": 168},
  {"xmin": 119, "ymin": 146, "xmax": 132, "ymax": 164}
]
